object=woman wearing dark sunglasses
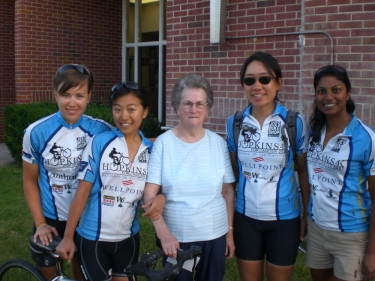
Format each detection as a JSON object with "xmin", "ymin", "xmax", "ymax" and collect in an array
[
  {"xmin": 56, "ymin": 82, "xmax": 164, "ymax": 281},
  {"xmin": 226, "ymin": 52, "xmax": 310, "ymax": 281},
  {"xmin": 22, "ymin": 64, "xmax": 113, "ymax": 280},
  {"xmin": 306, "ymin": 65, "xmax": 375, "ymax": 281}
]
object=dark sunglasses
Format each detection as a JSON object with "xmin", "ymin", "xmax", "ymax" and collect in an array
[
  {"xmin": 111, "ymin": 82, "xmax": 142, "ymax": 93},
  {"xmin": 315, "ymin": 65, "xmax": 347, "ymax": 76},
  {"xmin": 55, "ymin": 64, "xmax": 91, "ymax": 76},
  {"xmin": 243, "ymin": 76, "xmax": 273, "ymax": 86}
]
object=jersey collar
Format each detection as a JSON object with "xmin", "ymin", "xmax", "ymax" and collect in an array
[
  {"xmin": 245, "ymin": 102, "xmax": 282, "ymax": 117},
  {"xmin": 112, "ymin": 128, "xmax": 153, "ymax": 149},
  {"xmin": 56, "ymin": 111, "xmax": 84, "ymax": 128}
]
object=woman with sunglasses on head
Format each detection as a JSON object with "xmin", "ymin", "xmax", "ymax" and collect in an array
[
  {"xmin": 56, "ymin": 82, "xmax": 164, "ymax": 281},
  {"xmin": 22, "ymin": 64, "xmax": 113, "ymax": 280},
  {"xmin": 306, "ymin": 65, "xmax": 375, "ymax": 281},
  {"xmin": 226, "ymin": 52, "xmax": 310, "ymax": 281}
]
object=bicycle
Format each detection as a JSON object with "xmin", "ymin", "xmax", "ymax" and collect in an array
[
  {"xmin": 125, "ymin": 244, "xmax": 201, "ymax": 281},
  {"xmin": 0, "ymin": 235, "xmax": 201, "ymax": 281}
]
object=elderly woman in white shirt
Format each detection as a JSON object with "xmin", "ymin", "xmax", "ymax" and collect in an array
[{"xmin": 142, "ymin": 73, "xmax": 235, "ymax": 281}]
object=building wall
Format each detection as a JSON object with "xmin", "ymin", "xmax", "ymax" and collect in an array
[
  {"xmin": 165, "ymin": 0, "xmax": 375, "ymax": 133},
  {"xmin": 14, "ymin": 0, "xmax": 123, "ymax": 104},
  {"xmin": 0, "ymin": 0, "xmax": 15, "ymax": 142}
]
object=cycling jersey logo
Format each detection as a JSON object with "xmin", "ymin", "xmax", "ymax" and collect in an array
[
  {"xmin": 243, "ymin": 171, "xmax": 260, "ymax": 182},
  {"xmin": 268, "ymin": 121, "xmax": 281, "ymax": 137},
  {"xmin": 122, "ymin": 180, "xmax": 133, "ymax": 186},
  {"xmin": 314, "ymin": 168, "xmax": 323, "ymax": 173},
  {"xmin": 77, "ymin": 135, "xmax": 87, "ymax": 151},
  {"xmin": 109, "ymin": 148, "xmax": 130, "ymax": 166},
  {"xmin": 102, "ymin": 195, "xmax": 115, "ymax": 207},
  {"xmin": 45, "ymin": 142, "xmax": 80, "ymax": 167},
  {"xmin": 50, "ymin": 143, "xmax": 71, "ymax": 162},
  {"xmin": 241, "ymin": 127, "xmax": 261, "ymax": 143},
  {"xmin": 52, "ymin": 184, "xmax": 63, "ymax": 194},
  {"xmin": 138, "ymin": 150, "xmax": 147, "ymax": 163},
  {"xmin": 253, "ymin": 157, "xmax": 264, "ymax": 162},
  {"xmin": 332, "ymin": 138, "xmax": 347, "ymax": 153},
  {"xmin": 326, "ymin": 188, "xmax": 337, "ymax": 199},
  {"xmin": 116, "ymin": 196, "xmax": 136, "ymax": 207},
  {"xmin": 307, "ymin": 142, "xmax": 344, "ymax": 172}
]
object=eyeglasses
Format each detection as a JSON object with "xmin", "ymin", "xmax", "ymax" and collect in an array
[
  {"xmin": 55, "ymin": 64, "xmax": 91, "ymax": 76},
  {"xmin": 243, "ymin": 76, "xmax": 273, "ymax": 86},
  {"xmin": 180, "ymin": 101, "xmax": 208, "ymax": 109},
  {"xmin": 315, "ymin": 65, "xmax": 347, "ymax": 76},
  {"xmin": 111, "ymin": 82, "xmax": 141, "ymax": 93}
]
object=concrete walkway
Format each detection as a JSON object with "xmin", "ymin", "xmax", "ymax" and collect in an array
[{"xmin": 0, "ymin": 143, "xmax": 16, "ymax": 167}]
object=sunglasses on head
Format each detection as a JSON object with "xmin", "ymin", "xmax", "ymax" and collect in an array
[
  {"xmin": 110, "ymin": 82, "xmax": 142, "ymax": 99},
  {"xmin": 55, "ymin": 64, "xmax": 91, "ymax": 76},
  {"xmin": 243, "ymin": 76, "xmax": 273, "ymax": 86},
  {"xmin": 111, "ymin": 82, "xmax": 141, "ymax": 93},
  {"xmin": 315, "ymin": 65, "xmax": 347, "ymax": 76}
]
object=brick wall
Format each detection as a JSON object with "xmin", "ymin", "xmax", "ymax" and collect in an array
[
  {"xmin": 14, "ymin": 0, "xmax": 123, "ymax": 104},
  {"xmin": 0, "ymin": 0, "xmax": 15, "ymax": 142},
  {"xmin": 165, "ymin": 0, "xmax": 375, "ymax": 133}
]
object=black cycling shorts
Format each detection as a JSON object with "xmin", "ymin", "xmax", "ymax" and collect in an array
[
  {"xmin": 234, "ymin": 211, "xmax": 300, "ymax": 266},
  {"xmin": 75, "ymin": 232, "xmax": 140, "ymax": 281},
  {"xmin": 31, "ymin": 217, "xmax": 67, "ymax": 267}
]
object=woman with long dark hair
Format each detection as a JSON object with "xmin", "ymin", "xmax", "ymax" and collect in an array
[{"xmin": 306, "ymin": 65, "xmax": 375, "ymax": 281}]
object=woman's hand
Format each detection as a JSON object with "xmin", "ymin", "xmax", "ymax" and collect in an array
[
  {"xmin": 142, "ymin": 194, "xmax": 166, "ymax": 220},
  {"xmin": 33, "ymin": 223, "xmax": 59, "ymax": 245},
  {"xmin": 225, "ymin": 229, "xmax": 235, "ymax": 259},
  {"xmin": 158, "ymin": 229, "xmax": 180, "ymax": 259},
  {"xmin": 56, "ymin": 237, "xmax": 76, "ymax": 264},
  {"xmin": 362, "ymin": 253, "xmax": 375, "ymax": 280}
]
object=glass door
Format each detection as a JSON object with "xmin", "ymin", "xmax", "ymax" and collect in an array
[{"xmin": 123, "ymin": 0, "xmax": 166, "ymax": 121}]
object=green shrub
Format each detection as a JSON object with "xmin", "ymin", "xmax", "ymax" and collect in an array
[{"xmin": 4, "ymin": 101, "xmax": 164, "ymax": 164}]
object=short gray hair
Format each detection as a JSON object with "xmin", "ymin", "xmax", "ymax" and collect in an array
[{"xmin": 171, "ymin": 74, "xmax": 214, "ymax": 111}]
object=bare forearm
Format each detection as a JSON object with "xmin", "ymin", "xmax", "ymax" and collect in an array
[
  {"xmin": 143, "ymin": 182, "xmax": 161, "ymax": 209},
  {"xmin": 298, "ymin": 169, "xmax": 310, "ymax": 217},
  {"xmin": 222, "ymin": 183, "xmax": 235, "ymax": 227}
]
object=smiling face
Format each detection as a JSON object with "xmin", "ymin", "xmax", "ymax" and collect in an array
[
  {"xmin": 243, "ymin": 60, "xmax": 282, "ymax": 110},
  {"xmin": 315, "ymin": 75, "xmax": 350, "ymax": 117},
  {"xmin": 176, "ymin": 88, "xmax": 208, "ymax": 129},
  {"xmin": 112, "ymin": 92, "xmax": 148, "ymax": 138},
  {"xmin": 55, "ymin": 82, "xmax": 91, "ymax": 124}
]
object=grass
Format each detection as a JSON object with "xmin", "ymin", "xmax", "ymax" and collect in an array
[{"xmin": 0, "ymin": 165, "xmax": 312, "ymax": 280}]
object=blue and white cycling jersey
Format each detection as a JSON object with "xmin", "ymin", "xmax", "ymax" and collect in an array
[
  {"xmin": 76, "ymin": 128, "xmax": 152, "ymax": 242},
  {"xmin": 307, "ymin": 115, "xmax": 375, "ymax": 232},
  {"xmin": 227, "ymin": 103, "xmax": 309, "ymax": 220},
  {"xmin": 22, "ymin": 111, "xmax": 113, "ymax": 221}
]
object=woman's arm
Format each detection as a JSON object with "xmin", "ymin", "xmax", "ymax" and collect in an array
[
  {"xmin": 362, "ymin": 176, "xmax": 375, "ymax": 280},
  {"xmin": 296, "ymin": 153, "xmax": 310, "ymax": 241},
  {"xmin": 23, "ymin": 160, "xmax": 58, "ymax": 245},
  {"xmin": 143, "ymin": 182, "xmax": 180, "ymax": 258},
  {"xmin": 230, "ymin": 152, "xmax": 239, "ymax": 186},
  {"xmin": 56, "ymin": 180, "xmax": 92, "ymax": 263},
  {"xmin": 222, "ymin": 182, "xmax": 235, "ymax": 259}
]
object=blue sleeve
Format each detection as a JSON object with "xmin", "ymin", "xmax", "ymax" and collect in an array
[
  {"xmin": 226, "ymin": 114, "xmax": 236, "ymax": 153},
  {"xmin": 296, "ymin": 113, "xmax": 309, "ymax": 154}
]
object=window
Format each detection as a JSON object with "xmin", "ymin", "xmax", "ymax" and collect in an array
[{"xmin": 123, "ymin": 0, "xmax": 166, "ymax": 121}]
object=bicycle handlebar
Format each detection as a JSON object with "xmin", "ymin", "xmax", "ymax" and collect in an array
[{"xmin": 125, "ymin": 245, "xmax": 202, "ymax": 281}]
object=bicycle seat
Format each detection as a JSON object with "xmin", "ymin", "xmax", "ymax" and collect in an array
[{"xmin": 29, "ymin": 235, "xmax": 62, "ymax": 252}]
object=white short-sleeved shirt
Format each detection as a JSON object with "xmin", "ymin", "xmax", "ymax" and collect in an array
[
  {"xmin": 77, "ymin": 128, "xmax": 152, "ymax": 241},
  {"xmin": 308, "ymin": 115, "xmax": 375, "ymax": 232},
  {"xmin": 22, "ymin": 111, "xmax": 113, "ymax": 221},
  {"xmin": 146, "ymin": 129, "xmax": 235, "ymax": 243},
  {"xmin": 227, "ymin": 103, "xmax": 309, "ymax": 220}
]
